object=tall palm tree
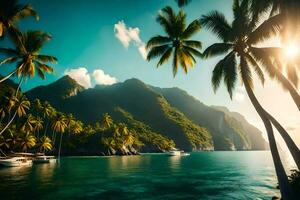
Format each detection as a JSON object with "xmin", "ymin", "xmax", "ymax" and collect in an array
[
  {"xmin": 146, "ymin": 6, "xmax": 202, "ymax": 76},
  {"xmin": 0, "ymin": 0, "xmax": 39, "ymax": 37},
  {"xmin": 19, "ymin": 132, "xmax": 36, "ymax": 152},
  {"xmin": 0, "ymin": 30, "xmax": 57, "ymax": 85},
  {"xmin": 6, "ymin": 127, "xmax": 20, "ymax": 151},
  {"xmin": 34, "ymin": 117, "xmax": 43, "ymax": 138},
  {"xmin": 51, "ymin": 113, "xmax": 66, "ymax": 163},
  {"xmin": 200, "ymin": 1, "xmax": 295, "ymax": 199},
  {"xmin": 42, "ymin": 102, "xmax": 56, "ymax": 136},
  {"xmin": 37, "ymin": 136, "xmax": 52, "ymax": 153},
  {"xmin": 101, "ymin": 113, "xmax": 113, "ymax": 129},
  {"xmin": 0, "ymin": 94, "xmax": 30, "ymax": 135}
]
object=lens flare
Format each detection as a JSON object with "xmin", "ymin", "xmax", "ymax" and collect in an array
[{"xmin": 284, "ymin": 43, "xmax": 299, "ymax": 59}]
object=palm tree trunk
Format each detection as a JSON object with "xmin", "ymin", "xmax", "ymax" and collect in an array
[
  {"xmin": 0, "ymin": 110, "xmax": 17, "ymax": 135},
  {"xmin": 0, "ymin": 76, "xmax": 24, "ymax": 135},
  {"xmin": 242, "ymin": 76, "xmax": 295, "ymax": 200},
  {"xmin": 266, "ymin": 111, "xmax": 300, "ymax": 169},
  {"xmin": 276, "ymin": 69, "xmax": 300, "ymax": 111},
  {"xmin": 57, "ymin": 133, "xmax": 63, "ymax": 164}
]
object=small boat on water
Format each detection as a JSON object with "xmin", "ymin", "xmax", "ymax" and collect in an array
[
  {"xmin": 168, "ymin": 148, "xmax": 190, "ymax": 156},
  {"xmin": 0, "ymin": 157, "xmax": 32, "ymax": 167},
  {"xmin": 33, "ymin": 155, "xmax": 56, "ymax": 164}
]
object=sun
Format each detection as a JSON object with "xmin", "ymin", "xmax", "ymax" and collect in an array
[{"xmin": 284, "ymin": 43, "xmax": 299, "ymax": 59}]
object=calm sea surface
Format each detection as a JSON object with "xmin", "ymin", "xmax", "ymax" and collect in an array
[{"xmin": 0, "ymin": 151, "xmax": 294, "ymax": 200}]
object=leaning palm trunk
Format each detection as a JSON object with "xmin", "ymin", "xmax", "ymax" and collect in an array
[
  {"xmin": 275, "ymin": 68, "xmax": 300, "ymax": 111},
  {"xmin": 242, "ymin": 76, "xmax": 295, "ymax": 200},
  {"xmin": 57, "ymin": 133, "xmax": 63, "ymax": 164},
  {"xmin": 0, "ymin": 68, "xmax": 18, "ymax": 83},
  {"xmin": 0, "ymin": 77, "xmax": 24, "ymax": 135},
  {"xmin": 266, "ymin": 111, "xmax": 300, "ymax": 170},
  {"xmin": 0, "ymin": 110, "xmax": 17, "ymax": 135}
]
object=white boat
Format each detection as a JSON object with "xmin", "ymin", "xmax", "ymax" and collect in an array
[
  {"xmin": 33, "ymin": 156, "xmax": 56, "ymax": 164},
  {"xmin": 168, "ymin": 148, "xmax": 181, "ymax": 156},
  {"xmin": 0, "ymin": 157, "xmax": 32, "ymax": 167}
]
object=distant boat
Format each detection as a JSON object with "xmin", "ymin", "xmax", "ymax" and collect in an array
[
  {"xmin": 33, "ymin": 155, "xmax": 56, "ymax": 164},
  {"xmin": 0, "ymin": 157, "xmax": 32, "ymax": 167},
  {"xmin": 168, "ymin": 148, "xmax": 190, "ymax": 156}
]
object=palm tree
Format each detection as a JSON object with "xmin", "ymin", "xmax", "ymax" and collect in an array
[
  {"xmin": 42, "ymin": 102, "xmax": 56, "ymax": 136},
  {"xmin": 0, "ymin": 0, "xmax": 39, "ymax": 37},
  {"xmin": 146, "ymin": 6, "xmax": 202, "ymax": 76},
  {"xmin": 101, "ymin": 113, "xmax": 113, "ymax": 129},
  {"xmin": 51, "ymin": 113, "xmax": 66, "ymax": 163},
  {"xmin": 37, "ymin": 136, "xmax": 52, "ymax": 153},
  {"xmin": 0, "ymin": 30, "xmax": 57, "ymax": 85},
  {"xmin": 200, "ymin": 1, "xmax": 295, "ymax": 199},
  {"xmin": 21, "ymin": 114, "xmax": 37, "ymax": 133},
  {"xmin": 5, "ymin": 127, "xmax": 20, "ymax": 151},
  {"xmin": 19, "ymin": 132, "xmax": 36, "ymax": 152},
  {"xmin": 0, "ymin": 94, "xmax": 30, "ymax": 135},
  {"xmin": 34, "ymin": 117, "xmax": 43, "ymax": 138}
]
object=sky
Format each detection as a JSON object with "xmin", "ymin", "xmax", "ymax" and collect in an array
[{"xmin": 2, "ymin": 0, "xmax": 300, "ymax": 150}]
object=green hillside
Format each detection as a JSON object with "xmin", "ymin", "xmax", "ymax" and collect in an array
[{"xmin": 26, "ymin": 76, "xmax": 267, "ymax": 151}]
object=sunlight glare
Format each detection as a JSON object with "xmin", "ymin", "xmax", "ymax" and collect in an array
[{"xmin": 284, "ymin": 43, "xmax": 299, "ymax": 59}]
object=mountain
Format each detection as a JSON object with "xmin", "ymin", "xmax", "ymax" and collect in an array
[
  {"xmin": 26, "ymin": 76, "xmax": 267, "ymax": 151},
  {"xmin": 212, "ymin": 106, "xmax": 268, "ymax": 150},
  {"xmin": 26, "ymin": 75, "xmax": 84, "ymax": 102}
]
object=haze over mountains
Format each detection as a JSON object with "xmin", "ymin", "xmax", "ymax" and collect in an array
[{"xmin": 26, "ymin": 75, "xmax": 268, "ymax": 151}]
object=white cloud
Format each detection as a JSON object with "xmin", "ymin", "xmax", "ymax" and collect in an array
[
  {"xmin": 114, "ymin": 20, "xmax": 147, "ymax": 60},
  {"xmin": 92, "ymin": 69, "xmax": 117, "ymax": 85},
  {"xmin": 65, "ymin": 67, "xmax": 92, "ymax": 88}
]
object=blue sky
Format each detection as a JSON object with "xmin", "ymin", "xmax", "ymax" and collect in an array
[{"xmin": 2, "ymin": 0, "xmax": 300, "ymax": 149}]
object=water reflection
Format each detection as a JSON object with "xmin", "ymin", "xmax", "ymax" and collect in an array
[
  {"xmin": 168, "ymin": 155, "xmax": 182, "ymax": 172},
  {"xmin": 34, "ymin": 162, "xmax": 56, "ymax": 184}
]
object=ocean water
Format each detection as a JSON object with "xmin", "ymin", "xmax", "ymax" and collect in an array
[{"xmin": 0, "ymin": 151, "xmax": 293, "ymax": 200}]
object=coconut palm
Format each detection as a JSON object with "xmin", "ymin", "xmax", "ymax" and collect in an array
[
  {"xmin": 34, "ymin": 117, "xmax": 43, "ymax": 138},
  {"xmin": 101, "ymin": 113, "xmax": 113, "ymax": 129},
  {"xmin": 21, "ymin": 114, "xmax": 37, "ymax": 133},
  {"xmin": 146, "ymin": 6, "xmax": 202, "ymax": 76},
  {"xmin": 0, "ymin": 30, "xmax": 57, "ymax": 85},
  {"xmin": 0, "ymin": 0, "xmax": 39, "ymax": 37},
  {"xmin": 70, "ymin": 121, "xmax": 83, "ymax": 135},
  {"xmin": 5, "ymin": 127, "xmax": 20, "ymax": 150},
  {"xmin": 0, "ymin": 94, "xmax": 30, "ymax": 135},
  {"xmin": 200, "ymin": 0, "xmax": 295, "ymax": 198},
  {"xmin": 42, "ymin": 102, "xmax": 56, "ymax": 136},
  {"xmin": 0, "ymin": 135, "xmax": 10, "ymax": 150},
  {"xmin": 37, "ymin": 136, "xmax": 52, "ymax": 153},
  {"xmin": 19, "ymin": 132, "xmax": 36, "ymax": 152},
  {"xmin": 51, "ymin": 113, "xmax": 66, "ymax": 163}
]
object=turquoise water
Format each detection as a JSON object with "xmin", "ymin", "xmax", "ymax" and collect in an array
[{"xmin": 0, "ymin": 152, "xmax": 287, "ymax": 200}]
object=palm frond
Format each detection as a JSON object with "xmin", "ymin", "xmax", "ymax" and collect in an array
[
  {"xmin": 182, "ymin": 45, "xmax": 202, "ymax": 58},
  {"xmin": 157, "ymin": 47, "xmax": 173, "ymax": 67},
  {"xmin": 146, "ymin": 35, "xmax": 171, "ymax": 49},
  {"xmin": 212, "ymin": 59, "xmax": 225, "ymax": 93},
  {"xmin": 11, "ymin": 5, "xmax": 39, "ymax": 22},
  {"xmin": 181, "ymin": 20, "xmax": 200, "ymax": 39},
  {"xmin": 202, "ymin": 43, "xmax": 233, "ymax": 58},
  {"xmin": 200, "ymin": 11, "xmax": 232, "ymax": 42},
  {"xmin": 35, "ymin": 55, "xmax": 57, "ymax": 63},
  {"xmin": 176, "ymin": 0, "xmax": 191, "ymax": 7},
  {"xmin": 223, "ymin": 52, "xmax": 237, "ymax": 98},
  {"xmin": 247, "ymin": 14, "xmax": 282, "ymax": 44},
  {"xmin": 147, "ymin": 45, "xmax": 170, "ymax": 61},
  {"xmin": 0, "ymin": 56, "xmax": 18, "ymax": 65},
  {"xmin": 240, "ymin": 55, "xmax": 253, "ymax": 89},
  {"xmin": 183, "ymin": 40, "xmax": 202, "ymax": 48},
  {"xmin": 245, "ymin": 53, "xmax": 265, "ymax": 85},
  {"xmin": 0, "ymin": 48, "xmax": 18, "ymax": 57},
  {"xmin": 173, "ymin": 48, "xmax": 179, "ymax": 76},
  {"xmin": 286, "ymin": 64, "xmax": 299, "ymax": 88}
]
